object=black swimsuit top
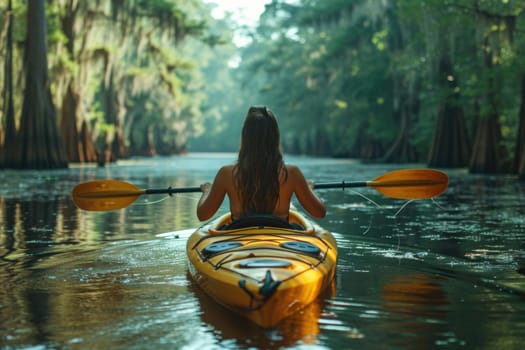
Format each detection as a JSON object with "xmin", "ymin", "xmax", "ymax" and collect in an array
[
  {"xmin": 231, "ymin": 213, "xmax": 289, "ymax": 222},
  {"xmin": 225, "ymin": 213, "xmax": 293, "ymax": 230}
]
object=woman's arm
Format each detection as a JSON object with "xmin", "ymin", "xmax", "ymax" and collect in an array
[
  {"xmin": 289, "ymin": 165, "xmax": 326, "ymax": 218},
  {"xmin": 196, "ymin": 167, "xmax": 228, "ymax": 221}
]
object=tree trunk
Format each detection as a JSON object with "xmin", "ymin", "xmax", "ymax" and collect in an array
[
  {"xmin": 428, "ymin": 104, "xmax": 471, "ymax": 167},
  {"xmin": 469, "ymin": 111, "xmax": 506, "ymax": 173},
  {"xmin": 513, "ymin": 73, "xmax": 525, "ymax": 179},
  {"xmin": 58, "ymin": 0, "xmax": 98, "ymax": 164},
  {"xmin": 1, "ymin": 0, "xmax": 17, "ymax": 168},
  {"xmin": 59, "ymin": 82, "xmax": 97, "ymax": 163},
  {"xmin": 379, "ymin": 8, "xmax": 419, "ymax": 164},
  {"xmin": 381, "ymin": 80, "xmax": 419, "ymax": 163},
  {"xmin": 108, "ymin": 131, "xmax": 124, "ymax": 160},
  {"xmin": 469, "ymin": 37, "xmax": 508, "ymax": 174},
  {"xmin": 519, "ymin": 151, "xmax": 525, "ymax": 181},
  {"xmin": 148, "ymin": 125, "xmax": 157, "ymax": 156},
  {"xmin": 350, "ymin": 124, "xmax": 384, "ymax": 160},
  {"xmin": 309, "ymin": 129, "xmax": 331, "ymax": 156},
  {"xmin": 60, "ymin": 82, "xmax": 82, "ymax": 162},
  {"xmin": 79, "ymin": 120, "xmax": 98, "ymax": 163},
  {"xmin": 58, "ymin": 0, "xmax": 79, "ymax": 163},
  {"xmin": 101, "ymin": 63, "xmax": 128, "ymax": 161},
  {"xmin": 428, "ymin": 55, "xmax": 471, "ymax": 167},
  {"xmin": 14, "ymin": 0, "xmax": 68, "ymax": 169}
]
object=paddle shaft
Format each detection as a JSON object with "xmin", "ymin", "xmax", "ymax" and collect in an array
[
  {"xmin": 143, "ymin": 182, "xmax": 361, "ymax": 195},
  {"xmin": 72, "ymin": 169, "xmax": 448, "ymax": 211},
  {"xmin": 144, "ymin": 179, "xmax": 441, "ymax": 195},
  {"xmin": 143, "ymin": 182, "xmax": 370, "ymax": 195},
  {"xmin": 315, "ymin": 179, "xmax": 445, "ymax": 189},
  {"xmin": 145, "ymin": 186, "xmax": 201, "ymax": 195},
  {"xmin": 314, "ymin": 181, "xmax": 367, "ymax": 189},
  {"xmin": 72, "ymin": 181, "xmax": 380, "ymax": 199}
]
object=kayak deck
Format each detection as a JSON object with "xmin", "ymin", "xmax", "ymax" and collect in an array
[{"xmin": 186, "ymin": 210, "xmax": 337, "ymax": 328}]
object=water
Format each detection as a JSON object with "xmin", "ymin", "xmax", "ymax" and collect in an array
[{"xmin": 1, "ymin": 154, "xmax": 524, "ymax": 349}]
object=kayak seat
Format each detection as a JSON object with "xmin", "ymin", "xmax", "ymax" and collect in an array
[{"xmin": 221, "ymin": 214, "xmax": 304, "ymax": 230}]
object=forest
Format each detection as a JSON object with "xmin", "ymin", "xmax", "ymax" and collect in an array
[{"xmin": 0, "ymin": 0, "xmax": 524, "ymax": 179}]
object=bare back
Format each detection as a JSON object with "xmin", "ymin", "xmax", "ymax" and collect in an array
[{"xmin": 197, "ymin": 164, "xmax": 326, "ymax": 221}]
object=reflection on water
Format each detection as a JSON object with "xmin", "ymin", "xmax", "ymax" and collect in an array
[
  {"xmin": 1, "ymin": 155, "xmax": 525, "ymax": 349},
  {"xmin": 381, "ymin": 274, "xmax": 450, "ymax": 349},
  {"xmin": 187, "ymin": 276, "xmax": 335, "ymax": 349}
]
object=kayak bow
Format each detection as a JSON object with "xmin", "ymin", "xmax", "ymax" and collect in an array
[{"xmin": 186, "ymin": 210, "xmax": 337, "ymax": 328}]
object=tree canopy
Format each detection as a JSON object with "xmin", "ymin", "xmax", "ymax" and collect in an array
[{"xmin": 1, "ymin": 0, "xmax": 525, "ymax": 177}]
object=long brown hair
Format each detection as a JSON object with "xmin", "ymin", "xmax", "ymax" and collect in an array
[{"xmin": 234, "ymin": 106, "xmax": 287, "ymax": 214}]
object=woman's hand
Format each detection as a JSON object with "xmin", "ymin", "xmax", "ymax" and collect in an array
[{"xmin": 200, "ymin": 182, "xmax": 212, "ymax": 193}]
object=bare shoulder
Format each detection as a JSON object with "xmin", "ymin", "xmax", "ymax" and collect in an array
[
  {"xmin": 218, "ymin": 164, "xmax": 235, "ymax": 174},
  {"xmin": 284, "ymin": 164, "xmax": 303, "ymax": 177},
  {"xmin": 215, "ymin": 165, "xmax": 235, "ymax": 184},
  {"xmin": 283, "ymin": 164, "xmax": 308, "ymax": 186}
]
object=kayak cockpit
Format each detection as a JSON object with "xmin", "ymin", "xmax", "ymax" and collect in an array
[{"xmin": 208, "ymin": 210, "xmax": 315, "ymax": 234}]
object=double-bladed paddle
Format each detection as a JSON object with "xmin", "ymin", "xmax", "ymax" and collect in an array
[{"xmin": 72, "ymin": 168, "xmax": 448, "ymax": 211}]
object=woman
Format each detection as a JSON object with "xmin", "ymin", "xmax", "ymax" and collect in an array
[{"xmin": 197, "ymin": 106, "xmax": 326, "ymax": 223}]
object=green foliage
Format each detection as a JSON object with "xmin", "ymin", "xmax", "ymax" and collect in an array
[
  {"xmin": 230, "ymin": 0, "xmax": 400, "ymax": 155},
  {"xmin": 218, "ymin": 0, "xmax": 525, "ymax": 163},
  {"xmin": 2, "ymin": 0, "xmax": 525, "ymax": 165},
  {"xmin": 1, "ymin": 0, "xmax": 220, "ymax": 158}
]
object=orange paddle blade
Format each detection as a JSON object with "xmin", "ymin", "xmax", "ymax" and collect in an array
[
  {"xmin": 368, "ymin": 169, "xmax": 448, "ymax": 199},
  {"xmin": 72, "ymin": 180, "xmax": 145, "ymax": 211}
]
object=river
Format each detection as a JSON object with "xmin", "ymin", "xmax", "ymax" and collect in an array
[{"xmin": 1, "ymin": 154, "xmax": 524, "ymax": 349}]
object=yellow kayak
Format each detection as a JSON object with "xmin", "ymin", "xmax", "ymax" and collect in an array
[{"xmin": 186, "ymin": 210, "xmax": 338, "ymax": 328}]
